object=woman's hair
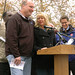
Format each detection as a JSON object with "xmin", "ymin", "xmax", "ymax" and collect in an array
[{"xmin": 35, "ymin": 12, "xmax": 50, "ymax": 27}]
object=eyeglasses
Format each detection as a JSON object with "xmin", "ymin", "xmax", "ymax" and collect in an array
[{"xmin": 61, "ymin": 22, "xmax": 67, "ymax": 24}]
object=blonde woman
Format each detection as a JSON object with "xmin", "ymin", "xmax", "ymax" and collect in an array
[{"xmin": 32, "ymin": 12, "xmax": 56, "ymax": 75}]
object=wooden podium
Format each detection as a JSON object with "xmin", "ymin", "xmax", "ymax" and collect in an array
[{"xmin": 37, "ymin": 45, "xmax": 75, "ymax": 75}]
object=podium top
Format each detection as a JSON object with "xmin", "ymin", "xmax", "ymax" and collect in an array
[{"xmin": 37, "ymin": 45, "xmax": 75, "ymax": 55}]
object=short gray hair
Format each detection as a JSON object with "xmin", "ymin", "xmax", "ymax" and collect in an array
[
  {"xmin": 21, "ymin": 0, "xmax": 33, "ymax": 6},
  {"xmin": 21, "ymin": 0, "xmax": 27, "ymax": 6}
]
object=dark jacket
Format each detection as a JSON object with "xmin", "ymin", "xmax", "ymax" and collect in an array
[
  {"xmin": 33, "ymin": 27, "xmax": 56, "ymax": 69},
  {"xmin": 33, "ymin": 27, "xmax": 56, "ymax": 51},
  {"xmin": 5, "ymin": 13, "xmax": 34, "ymax": 58}
]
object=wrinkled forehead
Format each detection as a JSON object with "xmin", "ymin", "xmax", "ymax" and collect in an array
[
  {"xmin": 27, "ymin": 1, "xmax": 34, "ymax": 7},
  {"xmin": 60, "ymin": 19, "xmax": 68, "ymax": 22},
  {"xmin": 26, "ymin": 0, "xmax": 34, "ymax": 4}
]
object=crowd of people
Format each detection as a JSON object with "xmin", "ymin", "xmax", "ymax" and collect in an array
[{"xmin": 0, "ymin": 0, "xmax": 75, "ymax": 75}]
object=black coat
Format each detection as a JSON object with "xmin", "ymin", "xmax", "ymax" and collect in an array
[
  {"xmin": 32, "ymin": 27, "xmax": 56, "ymax": 75},
  {"xmin": 33, "ymin": 27, "xmax": 56, "ymax": 51}
]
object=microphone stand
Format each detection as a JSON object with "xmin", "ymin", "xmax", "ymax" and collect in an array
[
  {"xmin": 59, "ymin": 32, "xmax": 75, "ymax": 40},
  {"xmin": 56, "ymin": 32, "xmax": 67, "ymax": 46},
  {"xmin": 55, "ymin": 38, "xmax": 65, "ymax": 46},
  {"xmin": 44, "ymin": 26, "xmax": 68, "ymax": 45}
]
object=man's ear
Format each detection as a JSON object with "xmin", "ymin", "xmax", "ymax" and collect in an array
[{"xmin": 22, "ymin": 4, "xmax": 25, "ymax": 8}]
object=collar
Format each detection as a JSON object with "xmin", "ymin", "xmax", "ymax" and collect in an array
[
  {"xmin": 18, "ymin": 11, "xmax": 29, "ymax": 20},
  {"xmin": 63, "ymin": 26, "xmax": 69, "ymax": 31}
]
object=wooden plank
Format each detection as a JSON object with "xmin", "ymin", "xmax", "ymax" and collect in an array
[
  {"xmin": 37, "ymin": 45, "xmax": 75, "ymax": 55},
  {"xmin": 54, "ymin": 55, "xmax": 69, "ymax": 75}
]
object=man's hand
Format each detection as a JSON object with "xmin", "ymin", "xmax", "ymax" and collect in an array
[{"xmin": 14, "ymin": 57, "xmax": 21, "ymax": 65}]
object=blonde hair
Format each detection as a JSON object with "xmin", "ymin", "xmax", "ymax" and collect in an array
[{"xmin": 35, "ymin": 12, "xmax": 50, "ymax": 27}]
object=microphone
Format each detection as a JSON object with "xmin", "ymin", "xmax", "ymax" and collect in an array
[
  {"xmin": 44, "ymin": 25, "xmax": 54, "ymax": 29},
  {"xmin": 56, "ymin": 32, "xmax": 67, "ymax": 43}
]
